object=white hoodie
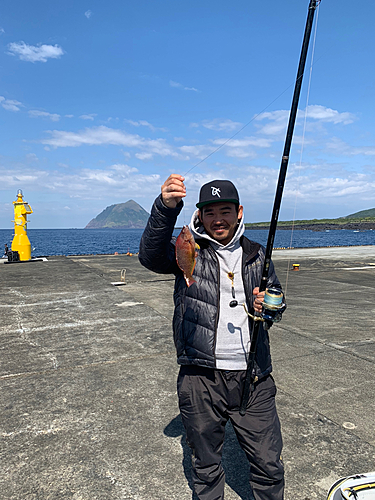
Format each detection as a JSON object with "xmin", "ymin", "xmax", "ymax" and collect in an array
[{"xmin": 189, "ymin": 210, "xmax": 250, "ymax": 370}]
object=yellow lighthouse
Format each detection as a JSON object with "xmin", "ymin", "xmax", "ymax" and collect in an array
[{"xmin": 11, "ymin": 189, "xmax": 33, "ymax": 261}]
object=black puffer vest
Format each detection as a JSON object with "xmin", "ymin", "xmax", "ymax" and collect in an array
[{"xmin": 139, "ymin": 195, "xmax": 282, "ymax": 379}]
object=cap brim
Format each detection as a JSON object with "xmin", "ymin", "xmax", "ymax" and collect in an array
[{"xmin": 196, "ymin": 198, "xmax": 239, "ymax": 209}]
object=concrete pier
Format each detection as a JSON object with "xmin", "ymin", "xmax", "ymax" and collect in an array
[{"xmin": 1, "ymin": 246, "xmax": 375, "ymax": 499}]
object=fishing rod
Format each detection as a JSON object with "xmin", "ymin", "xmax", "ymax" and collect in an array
[{"xmin": 238, "ymin": 0, "xmax": 321, "ymax": 416}]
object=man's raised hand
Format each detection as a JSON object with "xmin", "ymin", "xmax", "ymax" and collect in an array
[{"xmin": 161, "ymin": 174, "xmax": 186, "ymax": 208}]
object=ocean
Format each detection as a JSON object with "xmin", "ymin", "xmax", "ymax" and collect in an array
[{"xmin": 1, "ymin": 227, "xmax": 374, "ymax": 257}]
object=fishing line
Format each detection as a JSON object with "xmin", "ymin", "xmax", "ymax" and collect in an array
[
  {"xmin": 183, "ymin": 84, "xmax": 295, "ymax": 177},
  {"xmin": 181, "ymin": 1, "xmax": 322, "ymax": 238},
  {"xmin": 284, "ymin": 1, "xmax": 320, "ymax": 297},
  {"xmin": 181, "ymin": 77, "xmax": 306, "ymax": 222},
  {"xmin": 181, "ymin": 28, "xmax": 324, "ymax": 221},
  {"xmin": 183, "ymin": 32, "xmax": 324, "ymax": 178}
]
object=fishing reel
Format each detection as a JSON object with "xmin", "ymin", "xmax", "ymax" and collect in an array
[{"xmin": 230, "ymin": 287, "xmax": 286, "ymax": 328}]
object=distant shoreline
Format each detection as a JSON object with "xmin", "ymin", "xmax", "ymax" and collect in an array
[
  {"xmin": 173, "ymin": 222, "xmax": 375, "ymax": 232},
  {"xmin": 0, "ymin": 222, "xmax": 374, "ymax": 232},
  {"xmin": 245, "ymin": 222, "xmax": 375, "ymax": 232}
]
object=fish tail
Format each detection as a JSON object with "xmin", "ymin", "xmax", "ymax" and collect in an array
[{"xmin": 185, "ymin": 276, "xmax": 196, "ymax": 287}]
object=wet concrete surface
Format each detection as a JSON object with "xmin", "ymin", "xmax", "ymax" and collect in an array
[{"xmin": 1, "ymin": 246, "xmax": 375, "ymax": 499}]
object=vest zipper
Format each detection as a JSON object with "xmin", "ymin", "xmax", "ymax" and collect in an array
[{"xmin": 207, "ymin": 245, "xmax": 220, "ymax": 366}]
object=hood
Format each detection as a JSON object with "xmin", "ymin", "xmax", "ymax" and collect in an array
[{"xmin": 188, "ymin": 208, "xmax": 245, "ymax": 250}]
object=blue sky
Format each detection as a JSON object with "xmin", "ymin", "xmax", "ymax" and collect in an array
[{"xmin": 1, "ymin": 0, "xmax": 374, "ymax": 228}]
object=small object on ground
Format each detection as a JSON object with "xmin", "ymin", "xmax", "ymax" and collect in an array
[
  {"xmin": 326, "ymin": 471, "xmax": 375, "ymax": 499},
  {"xmin": 111, "ymin": 269, "xmax": 127, "ymax": 286},
  {"xmin": 175, "ymin": 226, "xmax": 199, "ymax": 287}
]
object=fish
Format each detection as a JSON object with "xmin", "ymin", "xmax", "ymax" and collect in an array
[{"xmin": 175, "ymin": 225, "xmax": 199, "ymax": 287}]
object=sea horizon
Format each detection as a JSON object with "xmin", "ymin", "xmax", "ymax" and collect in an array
[{"xmin": 1, "ymin": 227, "xmax": 374, "ymax": 257}]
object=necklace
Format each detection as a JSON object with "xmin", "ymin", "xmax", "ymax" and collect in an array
[
  {"xmin": 227, "ymin": 272, "xmax": 236, "ymax": 299},
  {"xmin": 219, "ymin": 247, "xmax": 242, "ymax": 304}
]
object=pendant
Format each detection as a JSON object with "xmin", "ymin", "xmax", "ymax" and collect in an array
[{"xmin": 227, "ymin": 272, "xmax": 235, "ymax": 299}]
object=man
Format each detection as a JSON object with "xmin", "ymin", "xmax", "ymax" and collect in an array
[{"xmin": 139, "ymin": 174, "xmax": 284, "ymax": 500}]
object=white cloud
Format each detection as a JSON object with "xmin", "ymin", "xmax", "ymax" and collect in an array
[
  {"xmin": 326, "ymin": 137, "xmax": 350, "ymax": 152},
  {"xmin": 85, "ymin": 10, "xmax": 92, "ymax": 19},
  {"xmin": 146, "ymin": 138, "xmax": 180, "ymax": 157},
  {"xmin": 126, "ymin": 119, "xmax": 142, "ymax": 127},
  {"xmin": 125, "ymin": 119, "xmax": 167, "ymax": 132},
  {"xmin": 26, "ymin": 153, "xmax": 39, "ymax": 161},
  {"xmin": 306, "ymin": 105, "xmax": 355, "ymax": 125},
  {"xmin": 170, "ymin": 80, "xmax": 182, "ymax": 88},
  {"xmin": 179, "ymin": 144, "xmax": 216, "ymax": 159},
  {"xmin": 181, "ymin": 135, "xmax": 272, "ymax": 161},
  {"xmin": 212, "ymin": 137, "xmax": 272, "ymax": 148},
  {"xmin": 206, "ymin": 136, "xmax": 272, "ymax": 159},
  {"xmin": 201, "ymin": 119, "xmax": 243, "ymax": 132},
  {"xmin": 356, "ymin": 148, "xmax": 375, "ymax": 156},
  {"xmin": 169, "ymin": 80, "xmax": 200, "ymax": 92},
  {"xmin": 255, "ymin": 106, "xmax": 356, "ymax": 137},
  {"xmin": 83, "ymin": 170, "xmax": 118, "ymax": 185},
  {"xmin": 0, "ymin": 163, "xmax": 160, "ymax": 202},
  {"xmin": 7, "ymin": 42, "xmax": 64, "ymax": 62},
  {"xmin": 225, "ymin": 149, "xmax": 257, "ymax": 159},
  {"xmin": 286, "ymin": 173, "xmax": 375, "ymax": 201},
  {"xmin": 79, "ymin": 113, "xmax": 97, "ymax": 121},
  {"xmin": 0, "ymin": 27, "xmax": 5, "ymax": 34},
  {"xmin": 227, "ymin": 164, "xmax": 375, "ymax": 221},
  {"xmin": 185, "ymin": 86, "xmax": 200, "ymax": 92},
  {"xmin": 135, "ymin": 153, "xmax": 153, "ymax": 160},
  {"xmin": 0, "ymin": 170, "xmax": 44, "ymax": 187},
  {"xmin": 0, "ymin": 96, "xmax": 23, "ymax": 112},
  {"xmin": 255, "ymin": 110, "xmax": 289, "ymax": 122},
  {"xmin": 326, "ymin": 138, "xmax": 375, "ymax": 157},
  {"xmin": 29, "ymin": 110, "xmax": 60, "ymax": 121},
  {"xmin": 110, "ymin": 164, "xmax": 138, "ymax": 174},
  {"xmin": 254, "ymin": 110, "xmax": 289, "ymax": 136},
  {"xmin": 40, "ymin": 125, "xmax": 181, "ymax": 158}
]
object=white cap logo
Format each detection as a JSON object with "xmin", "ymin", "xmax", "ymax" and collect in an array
[{"xmin": 211, "ymin": 187, "xmax": 221, "ymax": 197}]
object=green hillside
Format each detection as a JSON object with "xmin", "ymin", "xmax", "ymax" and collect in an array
[
  {"xmin": 245, "ymin": 207, "xmax": 375, "ymax": 229},
  {"xmin": 85, "ymin": 200, "xmax": 150, "ymax": 229},
  {"xmin": 345, "ymin": 208, "xmax": 375, "ymax": 219}
]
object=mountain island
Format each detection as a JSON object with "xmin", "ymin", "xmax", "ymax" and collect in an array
[
  {"xmin": 85, "ymin": 200, "xmax": 149, "ymax": 229},
  {"xmin": 85, "ymin": 202, "xmax": 375, "ymax": 231}
]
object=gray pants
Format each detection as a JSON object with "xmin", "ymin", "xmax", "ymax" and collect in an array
[{"xmin": 177, "ymin": 366, "xmax": 284, "ymax": 500}]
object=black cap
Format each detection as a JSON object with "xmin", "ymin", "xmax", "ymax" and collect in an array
[{"xmin": 196, "ymin": 180, "xmax": 240, "ymax": 209}]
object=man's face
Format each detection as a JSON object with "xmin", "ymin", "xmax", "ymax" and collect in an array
[{"xmin": 198, "ymin": 202, "xmax": 243, "ymax": 245}]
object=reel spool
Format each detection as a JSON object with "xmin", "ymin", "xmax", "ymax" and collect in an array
[
  {"xmin": 229, "ymin": 287, "xmax": 286, "ymax": 325},
  {"xmin": 262, "ymin": 288, "xmax": 286, "ymax": 322}
]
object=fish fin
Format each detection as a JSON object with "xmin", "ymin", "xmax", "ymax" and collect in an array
[{"xmin": 195, "ymin": 243, "xmax": 200, "ymax": 250}]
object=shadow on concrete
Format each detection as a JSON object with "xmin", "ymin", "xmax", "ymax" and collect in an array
[{"xmin": 164, "ymin": 414, "xmax": 254, "ymax": 500}]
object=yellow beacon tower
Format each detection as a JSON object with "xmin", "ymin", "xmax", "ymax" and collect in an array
[{"xmin": 12, "ymin": 189, "xmax": 33, "ymax": 261}]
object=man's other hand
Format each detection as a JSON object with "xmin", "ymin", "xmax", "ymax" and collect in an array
[{"xmin": 253, "ymin": 287, "xmax": 265, "ymax": 313}]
